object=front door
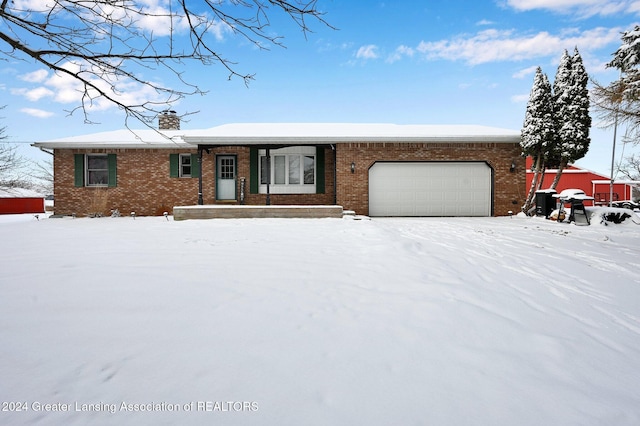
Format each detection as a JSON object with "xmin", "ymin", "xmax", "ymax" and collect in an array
[{"xmin": 216, "ymin": 155, "xmax": 236, "ymax": 200}]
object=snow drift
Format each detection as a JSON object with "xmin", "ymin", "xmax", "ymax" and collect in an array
[{"xmin": 1, "ymin": 214, "xmax": 639, "ymax": 425}]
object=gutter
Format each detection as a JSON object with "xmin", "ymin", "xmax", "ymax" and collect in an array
[
  {"xmin": 38, "ymin": 147, "xmax": 54, "ymax": 156},
  {"xmin": 331, "ymin": 144, "xmax": 337, "ymax": 206},
  {"xmin": 182, "ymin": 135, "xmax": 521, "ymax": 145}
]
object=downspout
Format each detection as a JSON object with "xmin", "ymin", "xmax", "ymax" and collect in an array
[
  {"xmin": 265, "ymin": 147, "xmax": 271, "ymax": 205},
  {"xmin": 38, "ymin": 147, "xmax": 54, "ymax": 156},
  {"xmin": 197, "ymin": 147, "xmax": 204, "ymax": 205},
  {"xmin": 331, "ymin": 144, "xmax": 337, "ymax": 205}
]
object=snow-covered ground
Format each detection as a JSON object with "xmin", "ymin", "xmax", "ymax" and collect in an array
[{"xmin": 1, "ymin": 213, "xmax": 639, "ymax": 425}]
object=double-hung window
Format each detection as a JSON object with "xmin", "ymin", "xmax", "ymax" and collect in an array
[
  {"xmin": 179, "ymin": 154, "xmax": 192, "ymax": 177},
  {"xmin": 259, "ymin": 147, "xmax": 316, "ymax": 194},
  {"xmin": 86, "ymin": 154, "xmax": 109, "ymax": 186},
  {"xmin": 169, "ymin": 153, "xmax": 199, "ymax": 178},
  {"xmin": 75, "ymin": 153, "xmax": 117, "ymax": 187}
]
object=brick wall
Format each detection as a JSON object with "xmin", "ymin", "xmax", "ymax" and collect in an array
[
  {"xmin": 53, "ymin": 146, "xmax": 336, "ymax": 216},
  {"xmin": 55, "ymin": 148, "xmax": 201, "ymax": 216},
  {"xmin": 53, "ymin": 143, "xmax": 522, "ymax": 217},
  {"xmin": 334, "ymin": 142, "xmax": 525, "ymax": 216}
]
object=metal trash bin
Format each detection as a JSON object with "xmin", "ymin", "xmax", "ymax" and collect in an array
[{"xmin": 535, "ymin": 190, "xmax": 557, "ymax": 218}]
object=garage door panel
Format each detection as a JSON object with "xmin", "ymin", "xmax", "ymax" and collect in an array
[{"xmin": 369, "ymin": 162, "xmax": 491, "ymax": 217}]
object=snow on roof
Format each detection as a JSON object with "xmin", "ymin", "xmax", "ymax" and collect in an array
[
  {"xmin": 0, "ymin": 187, "xmax": 44, "ymax": 198},
  {"xmin": 32, "ymin": 123, "xmax": 520, "ymax": 149},
  {"xmin": 32, "ymin": 128, "xmax": 191, "ymax": 149},
  {"xmin": 184, "ymin": 123, "xmax": 521, "ymax": 145}
]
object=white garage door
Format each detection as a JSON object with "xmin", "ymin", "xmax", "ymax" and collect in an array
[{"xmin": 369, "ymin": 162, "xmax": 492, "ymax": 217}]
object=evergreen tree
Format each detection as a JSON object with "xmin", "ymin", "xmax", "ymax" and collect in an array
[
  {"xmin": 571, "ymin": 48, "xmax": 591, "ymax": 156},
  {"xmin": 521, "ymin": 67, "xmax": 556, "ymax": 214},
  {"xmin": 609, "ymin": 25, "xmax": 640, "ymax": 72},
  {"xmin": 551, "ymin": 50, "xmax": 574, "ymax": 165},
  {"xmin": 550, "ymin": 48, "xmax": 591, "ymax": 189}
]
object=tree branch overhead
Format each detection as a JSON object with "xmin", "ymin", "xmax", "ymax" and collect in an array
[{"xmin": 0, "ymin": 0, "xmax": 332, "ymax": 124}]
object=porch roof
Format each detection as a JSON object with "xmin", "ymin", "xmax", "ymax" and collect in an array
[{"xmin": 32, "ymin": 123, "xmax": 520, "ymax": 149}]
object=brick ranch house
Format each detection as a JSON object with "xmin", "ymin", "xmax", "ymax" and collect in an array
[{"xmin": 33, "ymin": 113, "xmax": 524, "ymax": 217}]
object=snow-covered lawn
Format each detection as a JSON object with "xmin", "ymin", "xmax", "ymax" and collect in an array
[{"xmin": 1, "ymin": 213, "xmax": 639, "ymax": 425}]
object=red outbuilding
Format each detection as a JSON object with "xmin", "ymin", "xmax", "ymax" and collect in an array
[
  {"xmin": 0, "ymin": 187, "xmax": 45, "ymax": 215},
  {"xmin": 526, "ymin": 157, "xmax": 640, "ymax": 206}
]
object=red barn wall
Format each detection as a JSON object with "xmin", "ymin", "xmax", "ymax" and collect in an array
[
  {"xmin": 525, "ymin": 157, "xmax": 632, "ymax": 206},
  {"xmin": 0, "ymin": 198, "xmax": 45, "ymax": 214}
]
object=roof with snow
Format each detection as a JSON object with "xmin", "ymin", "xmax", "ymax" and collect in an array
[
  {"xmin": 32, "ymin": 128, "xmax": 190, "ymax": 149},
  {"xmin": 183, "ymin": 123, "xmax": 521, "ymax": 145},
  {"xmin": 32, "ymin": 123, "xmax": 521, "ymax": 149}
]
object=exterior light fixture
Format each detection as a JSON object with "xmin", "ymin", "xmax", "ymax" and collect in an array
[
  {"xmin": 510, "ymin": 161, "xmax": 516, "ymax": 173},
  {"xmin": 351, "ymin": 162, "xmax": 356, "ymax": 173}
]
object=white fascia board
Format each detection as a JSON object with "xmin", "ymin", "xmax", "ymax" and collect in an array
[
  {"xmin": 184, "ymin": 135, "xmax": 521, "ymax": 145},
  {"xmin": 32, "ymin": 142, "xmax": 192, "ymax": 149}
]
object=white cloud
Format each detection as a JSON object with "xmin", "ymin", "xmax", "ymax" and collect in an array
[
  {"xmin": 355, "ymin": 45, "xmax": 379, "ymax": 60},
  {"xmin": 414, "ymin": 27, "xmax": 622, "ymax": 65},
  {"xmin": 316, "ymin": 40, "xmax": 354, "ymax": 53},
  {"xmin": 42, "ymin": 62, "xmax": 168, "ymax": 111},
  {"xmin": 504, "ymin": 0, "xmax": 640, "ymax": 18},
  {"xmin": 386, "ymin": 45, "xmax": 414, "ymax": 63},
  {"xmin": 512, "ymin": 65, "xmax": 539, "ymax": 79},
  {"xmin": 11, "ymin": 0, "xmax": 54, "ymax": 11},
  {"xmin": 13, "ymin": 0, "xmax": 226, "ymax": 41},
  {"xmin": 511, "ymin": 94, "xmax": 530, "ymax": 103},
  {"xmin": 20, "ymin": 108, "xmax": 55, "ymax": 118},
  {"xmin": 10, "ymin": 86, "xmax": 54, "ymax": 101},
  {"xmin": 19, "ymin": 70, "xmax": 49, "ymax": 83},
  {"xmin": 11, "ymin": 61, "xmax": 169, "ymax": 113},
  {"xmin": 477, "ymin": 19, "xmax": 495, "ymax": 26},
  {"xmin": 135, "ymin": 7, "xmax": 231, "ymax": 39}
]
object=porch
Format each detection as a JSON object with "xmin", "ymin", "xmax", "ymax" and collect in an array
[{"xmin": 173, "ymin": 204, "xmax": 344, "ymax": 220}]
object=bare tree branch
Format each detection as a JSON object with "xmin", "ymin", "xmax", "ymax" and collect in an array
[{"xmin": 0, "ymin": 0, "xmax": 333, "ymax": 125}]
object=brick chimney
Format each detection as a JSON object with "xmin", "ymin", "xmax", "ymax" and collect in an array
[{"xmin": 158, "ymin": 110, "xmax": 180, "ymax": 130}]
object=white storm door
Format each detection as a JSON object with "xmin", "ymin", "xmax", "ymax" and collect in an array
[{"xmin": 216, "ymin": 155, "xmax": 236, "ymax": 200}]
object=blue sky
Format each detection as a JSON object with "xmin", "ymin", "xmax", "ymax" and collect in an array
[{"xmin": 2, "ymin": 0, "xmax": 638, "ymax": 175}]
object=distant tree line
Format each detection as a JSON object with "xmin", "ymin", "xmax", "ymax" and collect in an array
[
  {"xmin": 0, "ymin": 106, "xmax": 53, "ymax": 194},
  {"xmin": 592, "ymin": 25, "xmax": 640, "ymax": 182}
]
